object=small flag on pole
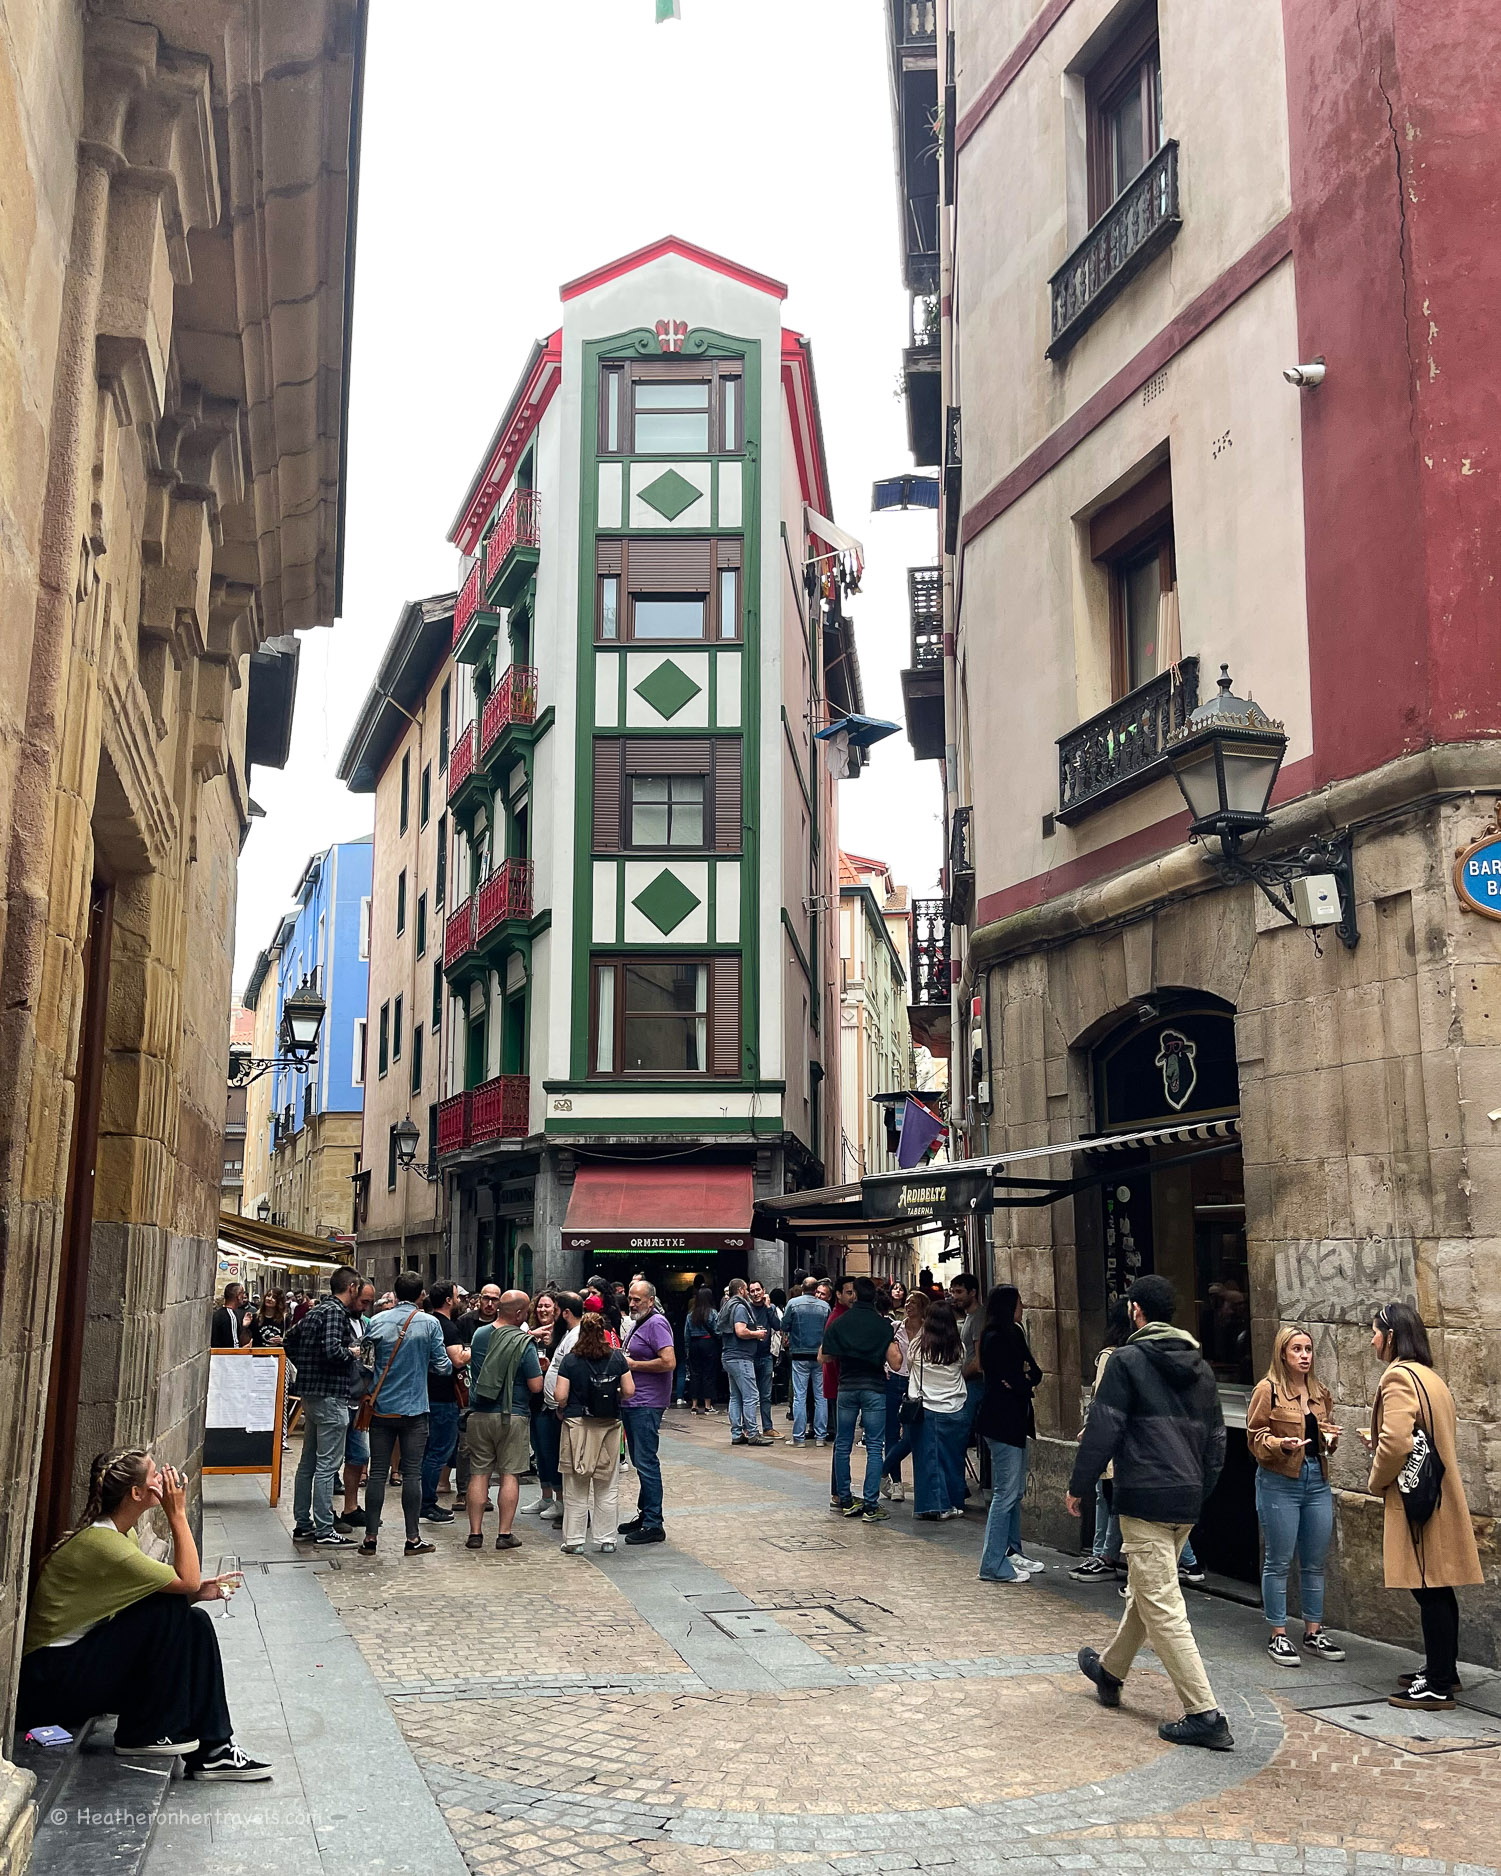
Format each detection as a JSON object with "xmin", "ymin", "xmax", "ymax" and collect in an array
[
  {"xmin": 656, "ymin": 0, "xmax": 680, "ymax": 19},
  {"xmin": 897, "ymin": 1097, "xmax": 945, "ymax": 1169}
]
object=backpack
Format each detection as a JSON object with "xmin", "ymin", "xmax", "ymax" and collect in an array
[{"xmin": 584, "ymin": 1357, "xmax": 623, "ymax": 1419}]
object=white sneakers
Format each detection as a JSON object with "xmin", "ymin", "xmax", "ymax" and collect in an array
[{"xmin": 879, "ymin": 1477, "xmax": 906, "ymax": 1502}]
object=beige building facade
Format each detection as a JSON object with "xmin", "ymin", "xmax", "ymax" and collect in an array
[
  {"xmin": 886, "ymin": 0, "xmax": 1501, "ymax": 1658},
  {"xmin": 0, "ymin": 1, "xmax": 363, "ymax": 1855}
]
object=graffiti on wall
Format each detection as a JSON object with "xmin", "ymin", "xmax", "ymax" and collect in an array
[{"xmin": 1274, "ymin": 1236, "xmax": 1417, "ymax": 1325}]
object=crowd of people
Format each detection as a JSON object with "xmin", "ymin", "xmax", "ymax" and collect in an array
[{"xmin": 15, "ymin": 1264, "xmax": 1483, "ymax": 1784}]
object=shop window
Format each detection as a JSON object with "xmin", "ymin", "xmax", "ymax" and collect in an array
[
  {"xmin": 595, "ymin": 537, "xmax": 742, "ymax": 643},
  {"xmin": 590, "ymin": 956, "xmax": 740, "ymax": 1077},
  {"xmin": 1090, "ymin": 462, "xmax": 1176, "ymax": 697},
  {"xmin": 591, "ymin": 739, "xmax": 741, "ymax": 853},
  {"xmin": 1087, "ymin": 7, "xmax": 1163, "ymax": 221}
]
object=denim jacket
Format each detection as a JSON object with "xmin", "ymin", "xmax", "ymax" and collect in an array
[{"xmin": 364, "ymin": 1306, "xmax": 452, "ymax": 1418}]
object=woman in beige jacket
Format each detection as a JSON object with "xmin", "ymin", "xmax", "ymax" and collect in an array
[{"xmin": 1364, "ymin": 1301, "xmax": 1483, "ymax": 1710}]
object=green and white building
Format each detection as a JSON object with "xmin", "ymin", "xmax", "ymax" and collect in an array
[{"xmin": 434, "ymin": 238, "xmax": 863, "ymax": 1306}]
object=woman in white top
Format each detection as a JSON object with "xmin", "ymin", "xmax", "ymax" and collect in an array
[
  {"xmin": 909, "ymin": 1299, "xmax": 969, "ymax": 1519},
  {"xmin": 881, "ymin": 1292, "xmax": 929, "ymax": 1502}
]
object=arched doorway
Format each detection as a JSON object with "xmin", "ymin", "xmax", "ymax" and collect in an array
[{"xmin": 1077, "ymin": 993, "xmax": 1258, "ymax": 1584}]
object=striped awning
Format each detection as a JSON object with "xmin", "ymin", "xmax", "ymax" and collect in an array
[{"xmin": 1081, "ymin": 1117, "xmax": 1240, "ymax": 1156}]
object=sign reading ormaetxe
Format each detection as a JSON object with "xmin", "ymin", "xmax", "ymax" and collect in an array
[
  {"xmin": 861, "ymin": 1166, "xmax": 993, "ymax": 1225},
  {"xmin": 1454, "ymin": 815, "xmax": 1501, "ymax": 923}
]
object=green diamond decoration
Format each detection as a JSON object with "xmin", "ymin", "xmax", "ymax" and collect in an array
[
  {"xmin": 638, "ymin": 467, "xmax": 703, "ymax": 521},
  {"xmin": 634, "ymin": 658, "xmax": 701, "ymax": 720},
  {"xmin": 633, "ymin": 869, "xmax": 700, "ymax": 936}
]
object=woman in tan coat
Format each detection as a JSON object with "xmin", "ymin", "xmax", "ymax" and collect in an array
[{"xmin": 1364, "ymin": 1301, "xmax": 1483, "ymax": 1710}]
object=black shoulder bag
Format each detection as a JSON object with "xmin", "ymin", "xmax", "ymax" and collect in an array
[{"xmin": 1393, "ymin": 1365, "xmax": 1446, "ymax": 1530}]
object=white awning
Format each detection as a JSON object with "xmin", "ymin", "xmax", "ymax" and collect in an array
[{"xmin": 805, "ymin": 505, "xmax": 865, "ymax": 570}]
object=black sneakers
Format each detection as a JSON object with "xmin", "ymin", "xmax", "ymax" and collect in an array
[
  {"xmin": 115, "ymin": 1734, "xmax": 198, "ymax": 1758},
  {"xmin": 185, "ymin": 1742, "xmax": 273, "ymax": 1782},
  {"xmin": 1388, "ymin": 1672, "xmax": 1456, "ymax": 1710},
  {"xmin": 1266, "ymin": 1633, "xmax": 1302, "ymax": 1667},
  {"xmin": 1303, "ymin": 1629, "xmax": 1346, "ymax": 1662},
  {"xmin": 623, "ymin": 1525, "xmax": 666, "ymax": 1544},
  {"xmin": 1069, "ymin": 1555, "xmax": 1115, "ymax": 1581},
  {"xmin": 1159, "ymin": 1710, "xmax": 1235, "ymax": 1751},
  {"xmin": 1076, "ymin": 1646, "xmax": 1122, "ymax": 1708}
]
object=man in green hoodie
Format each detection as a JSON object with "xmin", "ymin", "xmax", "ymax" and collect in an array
[
  {"xmin": 1067, "ymin": 1274, "xmax": 1232, "ymax": 1752},
  {"xmin": 464, "ymin": 1290, "xmax": 543, "ymax": 1551}
]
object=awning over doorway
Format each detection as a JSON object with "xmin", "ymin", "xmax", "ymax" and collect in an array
[
  {"xmin": 217, "ymin": 1211, "xmax": 354, "ymax": 1273},
  {"xmin": 562, "ymin": 1164, "xmax": 753, "ymax": 1255},
  {"xmin": 756, "ymin": 1119, "xmax": 1242, "ymax": 1247}
]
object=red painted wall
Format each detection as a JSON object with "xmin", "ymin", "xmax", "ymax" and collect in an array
[{"xmin": 1284, "ymin": 0, "xmax": 1501, "ymax": 785}]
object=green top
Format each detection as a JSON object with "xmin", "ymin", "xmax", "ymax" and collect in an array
[{"xmin": 24, "ymin": 1524, "xmax": 177, "ymax": 1652}]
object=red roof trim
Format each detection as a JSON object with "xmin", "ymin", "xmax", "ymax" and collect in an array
[
  {"xmin": 781, "ymin": 331, "xmax": 833, "ymax": 522},
  {"xmin": 449, "ymin": 332, "xmax": 564, "ymax": 553},
  {"xmin": 560, "ymin": 235, "xmax": 788, "ymax": 304}
]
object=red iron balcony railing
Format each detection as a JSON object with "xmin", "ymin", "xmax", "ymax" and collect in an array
[
  {"xmin": 443, "ymin": 897, "xmax": 475, "ymax": 969},
  {"xmin": 452, "ymin": 562, "xmax": 481, "ymax": 649},
  {"xmin": 475, "ymin": 858, "xmax": 534, "ymax": 944},
  {"xmin": 484, "ymin": 488, "xmax": 541, "ymax": 590},
  {"xmin": 479, "ymin": 664, "xmax": 540, "ymax": 761},
  {"xmin": 471, "ymin": 1074, "xmax": 530, "ymax": 1143},
  {"xmin": 446, "ymin": 722, "xmax": 476, "ymax": 802},
  {"xmin": 437, "ymin": 1092, "xmax": 471, "ymax": 1155}
]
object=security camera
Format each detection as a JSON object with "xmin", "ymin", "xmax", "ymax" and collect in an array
[{"xmin": 1283, "ymin": 357, "xmax": 1326, "ymax": 388}]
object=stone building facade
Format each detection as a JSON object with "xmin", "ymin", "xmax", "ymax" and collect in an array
[
  {"xmin": 883, "ymin": 0, "xmax": 1501, "ymax": 1660},
  {"xmin": 0, "ymin": 2, "xmax": 363, "ymax": 1858}
]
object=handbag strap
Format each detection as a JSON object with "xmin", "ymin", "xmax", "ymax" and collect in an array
[
  {"xmin": 369, "ymin": 1306, "xmax": 418, "ymax": 1409},
  {"xmin": 1399, "ymin": 1364, "xmax": 1436, "ymax": 1440}
]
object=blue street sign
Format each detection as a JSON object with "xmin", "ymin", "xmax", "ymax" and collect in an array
[{"xmin": 1454, "ymin": 827, "xmax": 1501, "ymax": 921}]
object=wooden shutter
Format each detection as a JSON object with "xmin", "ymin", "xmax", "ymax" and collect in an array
[
  {"xmin": 597, "ymin": 539, "xmax": 622, "ymax": 576},
  {"xmin": 713, "ymin": 739, "xmax": 741, "ymax": 851},
  {"xmin": 710, "ymin": 956, "xmax": 741, "ymax": 1077},
  {"xmin": 592, "ymin": 740, "xmax": 623, "ymax": 851},
  {"xmin": 625, "ymin": 539, "xmax": 711, "ymax": 592},
  {"xmin": 715, "ymin": 538, "xmax": 742, "ymax": 570},
  {"xmin": 622, "ymin": 739, "xmax": 711, "ymax": 774}
]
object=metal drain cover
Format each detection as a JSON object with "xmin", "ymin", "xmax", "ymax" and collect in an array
[
  {"xmin": 1307, "ymin": 1700, "xmax": 1501, "ymax": 1755},
  {"xmin": 705, "ymin": 1609, "xmax": 788, "ymax": 1640}
]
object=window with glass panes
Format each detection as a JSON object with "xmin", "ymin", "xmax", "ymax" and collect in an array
[
  {"xmin": 1089, "ymin": 462, "xmax": 1175, "ymax": 698},
  {"xmin": 1087, "ymin": 9, "xmax": 1163, "ymax": 221},
  {"xmin": 598, "ymin": 359, "xmax": 743, "ymax": 457},
  {"xmin": 591, "ymin": 956, "xmax": 740, "ymax": 1077},
  {"xmin": 596, "ymin": 537, "xmax": 741, "ymax": 644}
]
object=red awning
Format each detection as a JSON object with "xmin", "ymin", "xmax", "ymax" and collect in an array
[{"xmin": 562, "ymin": 1164, "xmax": 753, "ymax": 1254}]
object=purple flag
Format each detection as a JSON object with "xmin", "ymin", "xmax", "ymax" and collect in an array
[{"xmin": 897, "ymin": 1097, "xmax": 945, "ymax": 1169}]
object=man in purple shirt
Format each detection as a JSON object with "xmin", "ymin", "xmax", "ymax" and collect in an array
[{"xmin": 619, "ymin": 1277, "xmax": 677, "ymax": 1545}]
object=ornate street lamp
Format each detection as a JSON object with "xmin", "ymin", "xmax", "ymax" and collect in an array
[
  {"xmin": 395, "ymin": 1113, "xmax": 440, "ymax": 1183},
  {"xmin": 256, "ymin": 1198, "xmax": 271, "ymax": 1222},
  {"xmin": 228, "ymin": 975, "xmax": 328, "ymax": 1086},
  {"xmin": 1166, "ymin": 665, "xmax": 1358, "ymax": 950}
]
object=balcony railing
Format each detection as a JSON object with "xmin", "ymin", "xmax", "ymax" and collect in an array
[
  {"xmin": 484, "ymin": 488, "xmax": 541, "ymax": 592},
  {"xmin": 437, "ymin": 1092, "xmax": 471, "ymax": 1156},
  {"xmin": 471, "ymin": 1074, "xmax": 530, "ymax": 1143},
  {"xmin": 1057, "ymin": 656, "xmax": 1200, "ymax": 825},
  {"xmin": 446, "ymin": 721, "xmax": 476, "ymax": 803},
  {"xmin": 947, "ymin": 805, "xmax": 975, "ymax": 925},
  {"xmin": 452, "ymin": 563, "xmax": 480, "ymax": 650},
  {"xmin": 478, "ymin": 663, "xmax": 539, "ymax": 762},
  {"xmin": 443, "ymin": 896, "xmax": 475, "ymax": 970},
  {"xmin": 911, "ymin": 898, "xmax": 950, "ymax": 1008},
  {"xmin": 1048, "ymin": 142, "xmax": 1181, "ymax": 357},
  {"xmin": 894, "ymin": 0, "xmax": 936, "ymax": 48},
  {"xmin": 475, "ymin": 858, "xmax": 534, "ymax": 943},
  {"xmin": 909, "ymin": 566, "xmax": 942, "ymax": 669}
]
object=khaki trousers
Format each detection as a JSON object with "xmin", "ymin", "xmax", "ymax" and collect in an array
[
  {"xmin": 1100, "ymin": 1515, "xmax": 1217, "ymax": 1717},
  {"xmin": 560, "ymin": 1416, "xmax": 621, "ymax": 1546}
]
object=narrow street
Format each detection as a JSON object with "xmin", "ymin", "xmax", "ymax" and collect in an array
[{"xmin": 148, "ymin": 1423, "xmax": 1501, "ymax": 1876}]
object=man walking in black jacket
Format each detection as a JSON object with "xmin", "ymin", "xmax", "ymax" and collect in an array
[{"xmin": 1067, "ymin": 1275, "xmax": 1233, "ymax": 1751}]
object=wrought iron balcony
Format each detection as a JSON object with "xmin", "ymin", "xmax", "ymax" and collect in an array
[
  {"xmin": 475, "ymin": 858, "xmax": 533, "ymax": 944},
  {"xmin": 909, "ymin": 566, "xmax": 941, "ymax": 668},
  {"xmin": 443, "ymin": 895, "xmax": 475, "ymax": 970},
  {"xmin": 437, "ymin": 1092, "xmax": 471, "ymax": 1156},
  {"xmin": 446, "ymin": 721, "xmax": 477, "ymax": 806},
  {"xmin": 452, "ymin": 563, "xmax": 481, "ymax": 648},
  {"xmin": 484, "ymin": 488, "xmax": 541, "ymax": 609},
  {"xmin": 471, "ymin": 1074, "xmax": 530, "ymax": 1143},
  {"xmin": 947, "ymin": 805, "xmax": 975, "ymax": 925},
  {"xmin": 1048, "ymin": 142, "xmax": 1181, "ymax": 357},
  {"xmin": 910, "ymin": 897, "xmax": 950, "ymax": 1008},
  {"xmin": 478, "ymin": 663, "xmax": 539, "ymax": 763},
  {"xmin": 1057, "ymin": 656, "xmax": 1200, "ymax": 825}
]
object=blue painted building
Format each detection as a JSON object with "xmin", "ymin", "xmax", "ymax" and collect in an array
[{"xmin": 266, "ymin": 837, "xmax": 373, "ymax": 1234}]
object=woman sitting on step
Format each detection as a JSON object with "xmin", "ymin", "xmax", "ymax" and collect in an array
[{"xmin": 18, "ymin": 1448, "xmax": 271, "ymax": 1780}]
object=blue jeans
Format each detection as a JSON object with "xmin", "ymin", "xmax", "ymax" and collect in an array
[
  {"xmin": 833, "ymin": 1387, "xmax": 887, "ymax": 1508},
  {"xmin": 1257, "ymin": 1459, "xmax": 1334, "ymax": 1628},
  {"xmin": 421, "ymin": 1400, "xmax": 461, "ymax": 1513},
  {"xmin": 1092, "ymin": 1478, "xmax": 1122, "ymax": 1560},
  {"xmin": 979, "ymin": 1438, "xmax": 1029, "ymax": 1579},
  {"xmin": 725, "ymin": 1359, "xmax": 760, "ymax": 1438},
  {"xmin": 913, "ymin": 1406, "xmax": 969, "ymax": 1515},
  {"xmin": 790, "ymin": 1358, "xmax": 826, "ymax": 1440},
  {"xmin": 294, "ymin": 1394, "xmax": 350, "ymax": 1536},
  {"xmin": 754, "ymin": 1356, "xmax": 774, "ymax": 1433},
  {"xmin": 532, "ymin": 1405, "xmax": 561, "ymax": 1492},
  {"xmin": 622, "ymin": 1404, "xmax": 665, "ymax": 1530}
]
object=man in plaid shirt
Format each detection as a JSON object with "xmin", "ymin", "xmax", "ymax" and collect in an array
[{"xmin": 287, "ymin": 1267, "xmax": 364, "ymax": 1546}]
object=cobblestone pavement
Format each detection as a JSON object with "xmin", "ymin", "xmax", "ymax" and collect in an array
[{"xmin": 314, "ymin": 1412, "xmax": 1501, "ymax": 1876}]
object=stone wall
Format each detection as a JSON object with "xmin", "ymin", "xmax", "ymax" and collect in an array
[
  {"xmin": 270, "ymin": 1110, "xmax": 362, "ymax": 1240},
  {"xmin": 984, "ymin": 787, "xmax": 1501, "ymax": 1662}
]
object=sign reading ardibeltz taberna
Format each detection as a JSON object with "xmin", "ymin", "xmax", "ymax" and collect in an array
[{"xmin": 1454, "ymin": 807, "xmax": 1501, "ymax": 922}]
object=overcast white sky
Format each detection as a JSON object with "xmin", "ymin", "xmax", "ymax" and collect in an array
[{"xmin": 232, "ymin": 0, "xmax": 944, "ymax": 992}]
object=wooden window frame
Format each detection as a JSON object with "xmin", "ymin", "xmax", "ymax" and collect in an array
[
  {"xmin": 1090, "ymin": 463, "xmax": 1175, "ymax": 699},
  {"xmin": 393, "ymin": 993, "xmax": 403, "ymax": 1064},
  {"xmin": 432, "ymin": 958, "xmax": 443, "ymax": 1031},
  {"xmin": 378, "ymin": 1001, "xmax": 390, "ymax": 1078},
  {"xmin": 410, "ymin": 1020, "xmax": 424, "ymax": 1097},
  {"xmin": 598, "ymin": 358, "xmax": 745, "ymax": 458},
  {"xmin": 1086, "ymin": 8, "xmax": 1163, "ymax": 224},
  {"xmin": 588, "ymin": 954, "xmax": 741, "ymax": 1080},
  {"xmin": 416, "ymin": 890, "xmax": 427, "ymax": 959},
  {"xmin": 396, "ymin": 868, "xmax": 406, "ymax": 937},
  {"xmin": 435, "ymin": 814, "xmax": 447, "ymax": 909},
  {"xmin": 399, "ymin": 751, "xmax": 410, "ymax": 834},
  {"xmin": 420, "ymin": 762, "xmax": 431, "ymax": 828},
  {"xmin": 594, "ymin": 537, "xmax": 743, "ymax": 644},
  {"xmin": 439, "ymin": 681, "xmax": 451, "ymax": 772},
  {"xmin": 628, "ymin": 773, "xmax": 707, "ymax": 852},
  {"xmin": 592, "ymin": 738, "xmax": 742, "ymax": 854}
]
